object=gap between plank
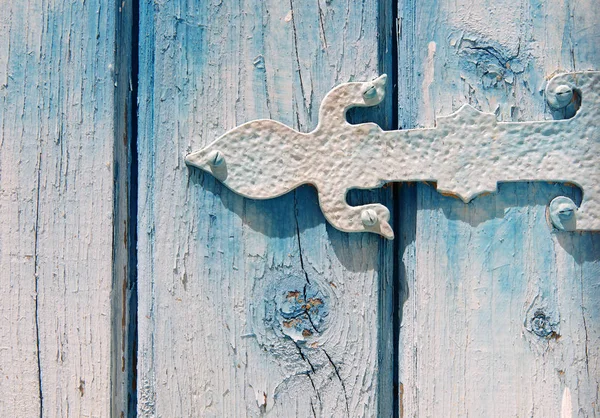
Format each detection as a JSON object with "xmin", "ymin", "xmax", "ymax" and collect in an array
[
  {"xmin": 377, "ymin": 0, "xmax": 402, "ymax": 416},
  {"xmin": 127, "ymin": 0, "xmax": 140, "ymax": 414},
  {"xmin": 111, "ymin": 0, "xmax": 139, "ymax": 416},
  {"xmin": 387, "ymin": 0, "xmax": 403, "ymax": 412}
]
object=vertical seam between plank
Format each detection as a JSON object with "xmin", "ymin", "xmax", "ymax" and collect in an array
[
  {"xmin": 111, "ymin": 0, "xmax": 139, "ymax": 415},
  {"xmin": 128, "ymin": 0, "xmax": 140, "ymax": 415},
  {"xmin": 386, "ymin": 0, "xmax": 403, "ymax": 416},
  {"xmin": 378, "ymin": 0, "xmax": 400, "ymax": 416}
]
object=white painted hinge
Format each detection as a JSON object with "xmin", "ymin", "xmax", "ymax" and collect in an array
[{"xmin": 186, "ymin": 72, "xmax": 599, "ymax": 239}]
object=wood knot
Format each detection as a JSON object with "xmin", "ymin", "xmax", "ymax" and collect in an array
[
  {"xmin": 277, "ymin": 279, "xmax": 328, "ymax": 342},
  {"xmin": 249, "ymin": 270, "xmax": 334, "ymax": 361},
  {"xmin": 528, "ymin": 310, "xmax": 560, "ymax": 340}
]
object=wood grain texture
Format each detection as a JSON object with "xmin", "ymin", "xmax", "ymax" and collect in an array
[
  {"xmin": 397, "ymin": 0, "xmax": 600, "ymax": 416},
  {"xmin": 0, "ymin": 0, "xmax": 129, "ymax": 415},
  {"xmin": 137, "ymin": 0, "xmax": 395, "ymax": 416}
]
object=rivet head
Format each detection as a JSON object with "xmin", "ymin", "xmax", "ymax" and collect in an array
[
  {"xmin": 363, "ymin": 85, "xmax": 377, "ymax": 99},
  {"xmin": 361, "ymin": 209, "xmax": 378, "ymax": 226},
  {"xmin": 546, "ymin": 83, "xmax": 573, "ymax": 110},
  {"xmin": 548, "ymin": 196, "xmax": 577, "ymax": 231},
  {"xmin": 557, "ymin": 205, "xmax": 574, "ymax": 219},
  {"xmin": 208, "ymin": 150, "xmax": 224, "ymax": 167}
]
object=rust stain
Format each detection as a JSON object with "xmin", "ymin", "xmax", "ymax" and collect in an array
[
  {"xmin": 438, "ymin": 190, "xmax": 461, "ymax": 199},
  {"xmin": 122, "ymin": 272, "xmax": 127, "ymax": 373},
  {"xmin": 121, "ymin": 266, "xmax": 127, "ymax": 371},
  {"xmin": 303, "ymin": 298, "xmax": 323, "ymax": 311},
  {"xmin": 549, "ymin": 331, "xmax": 561, "ymax": 340},
  {"xmin": 399, "ymin": 382, "xmax": 404, "ymax": 418},
  {"xmin": 283, "ymin": 318, "xmax": 301, "ymax": 328},
  {"xmin": 123, "ymin": 102, "xmax": 128, "ymax": 146},
  {"xmin": 122, "ymin": 275, "xmax": 127, "ymax": 330}
]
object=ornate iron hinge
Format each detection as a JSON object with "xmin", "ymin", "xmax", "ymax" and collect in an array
[{"xmin": 186, "ymin": 71, "xmax": 599, "ymax": 239}]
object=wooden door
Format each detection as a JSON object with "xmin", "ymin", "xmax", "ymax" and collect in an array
[{"xmin": 1, "ymin": 0, "xmax": 598, "ymax": 417}]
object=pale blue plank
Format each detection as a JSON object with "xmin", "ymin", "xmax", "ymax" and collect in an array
[
  {"xmin": 0, "ymin": 0, "xmax": 128, "ymax": 415},
  {"xmin": 397, "ymin": 0, "xmax": 600, "ymax": 415},
  {"xmin": 137, "ymin": 1, "xmax": 395, "ymax": 416}
]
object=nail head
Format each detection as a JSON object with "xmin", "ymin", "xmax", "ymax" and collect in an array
[
  {"xmin": 363, "ymin": 85, "xmax": 377, "ymax": 99},
  {"xmin": 547, "ymin": 84, "xmax": 574, "ymax": 110},
  {"xmin": 209, "ymin": 150, "xmax": 224, "ymax": 167},
  {"xmin": 549, "ymin": 196, "xmax": 577, "ymax": 231},
  {"xmin": 361, "ymin": 209, "xmax": 378, "ymax": 226}
]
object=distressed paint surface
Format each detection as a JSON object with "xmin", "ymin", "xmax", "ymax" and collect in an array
[
  {"xmin": 137, "ymin": 0, "xmax": 395, "ymax": 416},
  {"xmin": 397, "ymin": 0, "xmax": 600, "ymax": 416},
  {"xmin": 0, "ymin": 0, "xmax": 131, "ymax": 416}
]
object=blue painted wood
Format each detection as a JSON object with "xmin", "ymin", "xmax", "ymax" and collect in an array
[
  {"xmin": 0, "ymin": 0, "xmax": 130, "ymax": 415},
  {"xmin": 397, "ymin": 0, "xmax": 600, "ymax": 415},
  {"xmin": 136, "ymin": 0, "xmax": 395, "ymax": 416}
]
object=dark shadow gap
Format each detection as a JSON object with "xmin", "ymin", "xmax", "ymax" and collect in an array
[
  {"xmin": 376, "ymin": 0, "xmax": 400, "ymax": 416},
  {"xmin": 386, "ymin": 0, "xmax": 401, "ymax": 416},
  {"xmin": 394, "ymin": 183, "xmax": 416, "ymax": 418},
  {"xmin": 346, "ymin": 105, "xmax": 387, "ymax": 126},
  {"xmin": 346, "ymin": 185, "xmax": 395, "ymax": 206},
  {"xmin": 127, "ymin": 0, "xmax": 140, "ymax": 415},
  {"xmin": 111, "ymin": 0, "xmax": 139, "ymax": 415}
]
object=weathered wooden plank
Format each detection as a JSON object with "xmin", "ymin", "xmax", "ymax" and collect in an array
[
  {"xmin": 397, "ymin": 0, "xmax": 600, "ymax": 416},
  {"xmin": 137, "ymin": 0, "xmax": 395, "ymax": 416},
  {"xmin": 0, "ymin": 0, "xmax": 130, "ymax": 415}
]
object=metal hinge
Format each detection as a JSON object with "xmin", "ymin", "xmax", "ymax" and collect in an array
[{"xmin": 186, "ymin": 71, "xmax": 599, "ymax": 239}]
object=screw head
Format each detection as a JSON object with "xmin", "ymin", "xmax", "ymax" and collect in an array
[
  {"xmin": 546, "ymin": 83, "xmax": 574, "ymax": 110},
  {"xmin": 208, "ymin": 150, "xmax": 224, "ymax": 167},
  {"xmin": 548, "ymin": 196, "xmax": 577, "ymax": 231},
  {"xmin": 362, "ymin": 85, "xmax": 377, "ymax": 99},
  {"xmin": 557, "ymin": 204, "xmax": 574, "ymax": 219},
  {"xmin": 361, "ymin": 209, "xmax": 379, "ymax": 226}
]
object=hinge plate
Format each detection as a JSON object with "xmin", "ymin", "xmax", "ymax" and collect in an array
[{"xmin": 186, "ymin": 71, "xmax": 599, "ymax": 239}]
